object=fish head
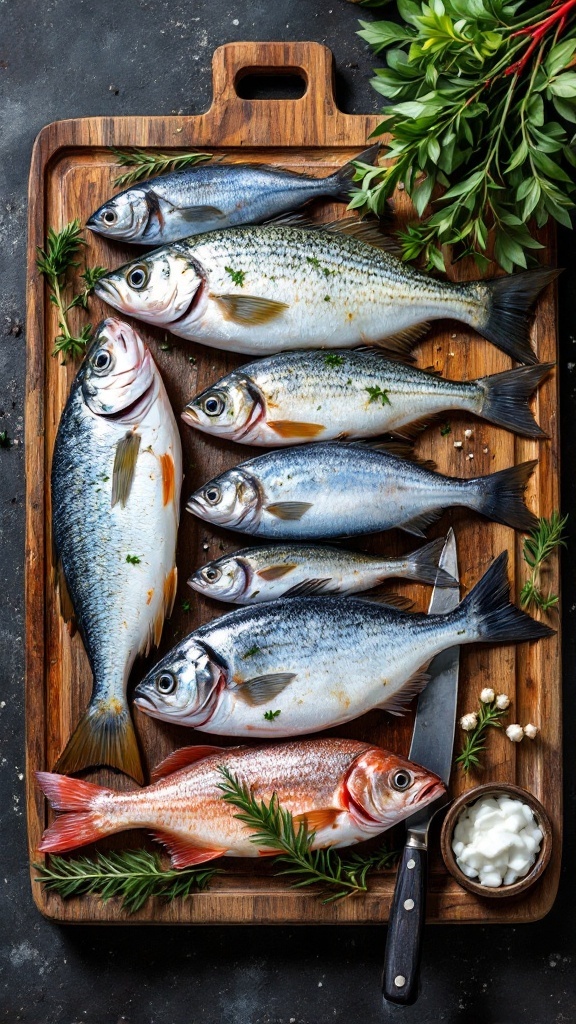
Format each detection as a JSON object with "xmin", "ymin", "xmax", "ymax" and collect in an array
[
  {"xmin": 81, "ymin": 318, "xmax": 158, "ymax": 421},
  {"xmin": 95, "ymin": 246, "xmax": 204, "ymax": 327},
  {"xmin": 188, "ymin": 554, "xmax": 251, "ymax": 602},
  {"xmin": 182, "ymin": 376, "xmax": 263, "ymax": 440},
  {"xmin": 87, "ymin": 189, "xmax": 150, "ymax": 240},
  {"xmin": 133, "ymin": 641, "xmax": 225, "ymax": 727},
  {"xmin": 187, "ymin": 468, "xmax": 262, "ymax": 531},
  {"xmin": 344, "ymin": 748, "xmax": 445, "ymax": 832}
]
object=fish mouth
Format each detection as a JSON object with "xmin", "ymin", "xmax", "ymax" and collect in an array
[
  {"xmin": 133, "ymin": 691, "xmax": 156, "ymax": 713},
  {"xmin": 181, "ymin": 405, "xmax": 200, "ymax": 427},
  {"xmin": 417, "ymin": 778, "xmax": 446, "ymax": 805},
  {"xmin": 95, "ymin": 277, "xmax": 121, "ymax": 306},
  {"xmin": 186, "ymin": 495, "xmax": 204, "ymax": 516},
  {"xmin": 187, "ymin": 573, "xmax": 205, "ymax": 590}
]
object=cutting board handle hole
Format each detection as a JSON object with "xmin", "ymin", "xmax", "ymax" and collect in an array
[{"xmin": 234, "ymin": 67, "xmax": 308, "ymax": 101}]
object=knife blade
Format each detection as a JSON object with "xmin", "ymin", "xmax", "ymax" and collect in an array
[{"xmin": 382, "ymin": 528, "xmax": 460, "ymax": 1006}]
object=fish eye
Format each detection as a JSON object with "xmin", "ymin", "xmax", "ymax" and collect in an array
[
  {"xmin": 203, "ymin": 393, "xmax": 225, "ymax": 416},
  {"xmin": 102, "ymin": 208, "xmax": 117, "ymax": 225},
  {"xmin": 156, "ymin": 671, "xmax": 177, "ymax": 695},
  {"xmin": 91, "ymin": 348, "xmax": 113, "ymax": 374},
  {"xmin": 391, "ymin": 769, "xmax": 414, "ymax": 792},
  {"xmin": 202, "ymin": 566, "xmax": 222, "ymax": 583},
  {"xmin": 127, "ymin": 264, "xmax": 150, "ymax": 290},
  {"xmin": 204, "ymin": 485, "xmax": 221, "ymax": 505}
]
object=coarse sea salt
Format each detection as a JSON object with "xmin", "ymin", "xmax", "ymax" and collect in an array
[{"xmin": 452, "ymin": 794, "xmax": 542, "ymax": 888}]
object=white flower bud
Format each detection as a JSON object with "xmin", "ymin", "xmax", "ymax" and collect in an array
[
  {"xmin": 460, "ymin": 712, "xmax": 478, "ymax": 732},
  {"xmin": 506, "ymin": 723, "xmax": 524, "ymax": 743},
  {"xmin": 524, "ymin": 723, "xmax": 539, "ymax": 740},
  {"xmin": 480, "ymin": 688, "xmax": 495, "ymax": 704},
  {"xmin": 495, "ymin": 693, "xmax": 510, "ymax": 710}
]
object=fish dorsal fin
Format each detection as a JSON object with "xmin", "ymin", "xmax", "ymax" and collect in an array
[
  {"xmin": 370, "ymin": 322, "xmax": 431, "ymax": 361},
  {"xmin": 377, "ymin": 669, "xmax": 431, "ymax": 716},
  {"xmin": 344, "ymin": 439, "xmax": 436, "ymax": 470},
  {"xmin": 257, "ymin": 563, "xmax": 298, "ymax": 581},
  {"xmin": 265, "ymin": 501, "xmax": 313, "ymax": 521},
  {"xmin": 400, "ymin": 508, "xmax": 444, "ymax": 538},
  {"xmin": 151, "ymin": 830, "xmax": 225, "ymax": 868},
  {"xmin": 319, "ymin": 217, "xmax": 403, "ymax": 255},
  {"xmin": 111, "ymin": 431, "xmax": 141, "ymax": 509},
  {"xmin": 151, "ymin": 745, "xmax": 223, "ymax": 782},
  {"xmin": 293, "ymin": 808, "xmax": 340, "ymax": 832},
  {"xmin": 54, "ymin": 559, "xmax": 77, "ymax": 635},
  {"xmin": 235, "ymin": 672, "xmax": 296, "ymax": 707},
  {"xmin": 268, "ymin": 420, "xmax": 325, "ymax": 439},
  {"xmin": 212, "ymin": 294, "xmax": 289, "ymax": 326},
  {"xmin": 285, "ymin": 577, "xmax": 334, "ymax": 597}
]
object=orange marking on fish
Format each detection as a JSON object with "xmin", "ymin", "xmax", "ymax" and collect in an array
[
  {"xmin": 269, "ymin": 420, "xmax": 325, "ymax": 439},
  {"xmin": 159, "ymin": 452, "xmax": 176, "ymax": 506},
  {"xmin": 146, "ymin": 588, "xmax": 154, "ymax": 606},
  {"xmin": 163, "ymin": 566, "xmax": 178, "ymax": 617},
  {"xmin": 153, "ymin": 610, "xmax": 164, "ymax": 647}
]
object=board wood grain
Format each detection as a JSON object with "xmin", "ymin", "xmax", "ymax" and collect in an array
[{"xmin": 25, "ymin": 41, "xmax": 561, "ymax": 924}]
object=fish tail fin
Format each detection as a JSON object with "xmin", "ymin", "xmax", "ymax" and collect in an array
[
  {"xmin": 35, "ymin": 772, "xmax": 115, "ymax": 853},
  {"xmin": 53, "ymin": 697, "xmax": 144, "ymax": 785},
  {"xmin": 458, "ymin": 552, "xmax": 554, "ymax": 644},
  {"xmin": 399, "ymin": 537, "xmax": 458, "ymax": 587},
  {"xmin": 476, "ymin": 268, "xmax": 561, "ymax": 364},
  {"xmin": 477, "ymin": 363, "xmax": 553, "ymax": 437},
  {"xmin": 329, "ymin": 143, "xmax": 382, "ymax": 202},
  {"xmin": 471, "ymin": 459, "xmax": 538, "ymax": 532}
]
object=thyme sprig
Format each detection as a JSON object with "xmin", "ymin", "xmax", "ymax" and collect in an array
[
  {"xmin": 456, "ymin": 695, "xmax": 511, "ymax": 774},
  {"xmin": 218, "ymin": 767, "xmax": 397, "ymax": 903},
  {"xmin": 111, "ymin": 148, "xmax": 212, "ymax": 188},
  {"xmin": 35, "ymin": 850, "xmax": 218, "ymax": 914},
  {"xmin": 520, "ymin": 511, "xmax": 567, "ymax": 612},
  {"xmin": 353, "ymin": 0, "xmax": 576, "ymax": 272},
  {"xmin": 36, "ymin": 220, "xmax": 107, "ymax": 358}
]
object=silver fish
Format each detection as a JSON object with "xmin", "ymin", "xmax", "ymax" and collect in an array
[
  {"xmin": 186, "ymin": 441, "xmax": 538, "ymax": 541},
  {"xmin": 94, "ymin": 223, "xmax": 559, "ymax": 363},
  {"xmin": 133, "ymin": 553, "xmax": 552, "ymax": 738},
  {"xmin": 51, "ymin": 318, "xmax": 182, "ymax": 783},
  {"xmin": 182, "ymin": 351, "xmax": 552, "ymax": 445},
  {"xmin": 188, "ymin": 537, "xmax": 457, "ymax": 605},
  {"xmin": 86, "ymin": 145, "xmax": 380, "ymax": 244}
]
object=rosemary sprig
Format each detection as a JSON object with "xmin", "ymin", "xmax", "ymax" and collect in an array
[
  {"xmin": 456, "ymin": 697, "xmax": 510, "ymax": 774},
  {"xmin": 36, "ymin": 220, "xmax": 107, "ymax": 359},
  {"xmin": 217, "ymin": 766, "xmax": 397, "ymax": 903},
  {"xmin": 520, "ymin": 511, "xmax": 567, "ymax": 612},
  {"xmin": 111, "ymin": 148, "xmax": 212, "ymax": 188},
  {"xmin": 35, "ymin": 850, "xmax": 218, "ymax": 914}
]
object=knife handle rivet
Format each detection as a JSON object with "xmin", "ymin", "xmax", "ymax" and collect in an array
[
  {"xmin": 404, "ymin": 898, "xmax": 415, "ymax": 911},
  {"xmin": 407, "ymin": 859, "xmax": 416, "ymax": 870},
  {"xmin": 394, "ymin": 976, "xmax": 406, "ymax": 989}
]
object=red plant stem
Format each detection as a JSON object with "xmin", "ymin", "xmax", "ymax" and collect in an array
[{"xmin": 505, "ymin": 0, "xmax": 576, "ymax": 76}]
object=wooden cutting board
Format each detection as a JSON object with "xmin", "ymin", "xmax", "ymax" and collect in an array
[{"xmin": 25, "ymin": 41, "xmax": 562, "ymax": 924}]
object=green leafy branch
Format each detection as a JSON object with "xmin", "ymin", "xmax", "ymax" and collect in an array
[
  {"xmin": 36, "ymin": 219, "xmax": 107, "ymax": 359},
  {"xmin": 34, "ymin": 849, "xmax": 218, "ymax": 914},
  {"xmin": 111, "ymin": 148, "xmax": 212, "ymax": 188},
  {"xmin": 353, "ymin": 0, "xmax": 576, "ymax": 271},
  {"xmin": 520, "ymin": 511, "xmax": 567, "ymax": 612},
  {"xmin": 456, "ymin": 695, "xmax": 511, "ymax": 774},
  {"xmin": 217, "ymin": 767, "xmax": 397, "ymax": 903}
]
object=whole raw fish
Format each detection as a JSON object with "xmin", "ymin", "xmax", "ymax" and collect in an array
[
  {"xmin": 186, "ymin": 441, "xmax": 538, "ymax": 540},
  {"xmin": 188, "ymin": 537, "xmax": 457, "ymax": 605},
  {"xmin": 94, "ymin": 223, "xmax": 558, "ymax": 363},
  {"xmin": 133, "ymin": 553, "xmax": 552, "ymax": 737},
  {"xmin": 182, "ymin": 351, "xmax": 551, "ymax": 445},
  {"xmin": 51, "ymin": 318, "xmax": 182, "ymax": 784},
  {"xmin": 86, "ymin": 145, "xmax": 380, "ymax": 244},
  {"xmin": 36, "ymin": 739, "xmax": 445, "ymax": 864}
]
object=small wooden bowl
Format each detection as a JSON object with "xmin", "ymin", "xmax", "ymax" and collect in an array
[{"xmin": 440, "ymin": 783, "xmax": 552, "ymax": 899}]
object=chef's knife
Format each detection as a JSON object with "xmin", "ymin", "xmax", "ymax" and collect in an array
[{"xmin": 382, "ymin": 528, "xmax": 460, "ymax": 1006}]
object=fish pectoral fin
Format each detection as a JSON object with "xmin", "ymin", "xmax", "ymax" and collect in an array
[
  {"xmin": 285, "ymin": 577, "xmax": 333, "ymax": 597},
  {"xmin": 111, "ymin": 431, "xmax": 141, "ymax": 508},
  {"xmin": 377, "ymin": 670, "xmax": 431, "ymax": 716},
  {"xmin": 54, "ymin": 559, "xmax": 77, "ymax": 635},
  {"xmin": 364, "ymin": 591, "xmax": 415, "ymax": 612},
  {"xmin": 371, "ymin": 322, "xmax": 431, "ymax": 361},
  {"xmin": 265, "ymin": 501, "xmax": 313, "ymax": 521},
  {"xmin": 400, "ymin": 508, "xmax": 444, "ymax": 538},
  {"xmin": 293, "ymin": 808, "xmax": 340, "ymax": 832},
  {"xmin": 213, "ymin": 294, "xmax": 289, "ymax": 326},
  {"xmin": 268, "ymin": 420, "xmax": 325, "ymax": 439},
  {"xmin": 256, "ymin": 563, "xmax": 298, "ymax": 581},
  {"xmin": 179, "ymin": 205, "xmax": 227, "ymax": 222},
  {"xmin": 236, "ymin": 672, "xmax": 296, "ymax": 707},
  {"xmin": 151, "ymin": 830, "xmax": 225, "ymax": 868},
  {"xmin": 151, "ymin": 744, "xmax": 224, "ymax": 782}
]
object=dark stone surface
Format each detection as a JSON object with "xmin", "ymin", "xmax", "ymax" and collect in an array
[{"xmin": 0, "ymin": 2, "xmax": 574, "ymax": 1021}]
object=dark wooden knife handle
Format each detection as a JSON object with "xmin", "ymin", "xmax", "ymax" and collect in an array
[{"xmin": 382, "ymin": 844, "xmax": 427, "ymax": 1006}]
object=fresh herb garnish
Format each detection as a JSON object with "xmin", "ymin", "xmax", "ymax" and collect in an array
[
  {"xmin": 365, "ymin": 385, "xmax": 391, "ymax": 406},
  {"xmin": 242, "ymin": 644, "xmax": 261, "ymax": 659},
  {"xmin": 456, "ymin": 692, "xmax": 511, "ymax": 774},
  {"xmin": 111, "ymin": 148, "xmax": 212, "ymax": 188},
  {"xmin": 225, "ymin": 266, "xmax": 246, "ymax": 287},
  {"xmin": 36, "ymin": 220, "xmax": 107, "ymax": 358},
  {"xmin": 306, "ymin": 255, "xmax": 321, "ymax": 268},
  {"xmin": 324, "ymin": 353, "xmax": 345, "ymax": 367},
  {"xmin": 126, "ymin": 554, "xmax": 141, "ymax": 565},
  {"xmin": 440, "ymin": 422, "xmax": 452, "ymax": 437},
  {"xmin": 353, "ymin": 0, "xmax": 576, "ymax": 272},
  {"xmin": 263, "ymin": 709, "xmax": 282, "ymax": 721},
  {"xmin": 217, "ymin": 767, "xmax": 398, "ymax": 902},
  {"xmin": 0, "ymin": 431, "xmax": 11, "ymax": 449},
  {"xmin": 520, "ymin": 511, "xmax": 567, "ymax": 612},
  {"xmin": 35, "ymin": 850, "xmax": 218, "ymax": 914},
  {"xmin": 324, "ymin": 295, "xmax": 331, "ymax": 302},
  {"xmin": 181, "ymin": 599, "xmax": 192, "ymax": 612}
]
